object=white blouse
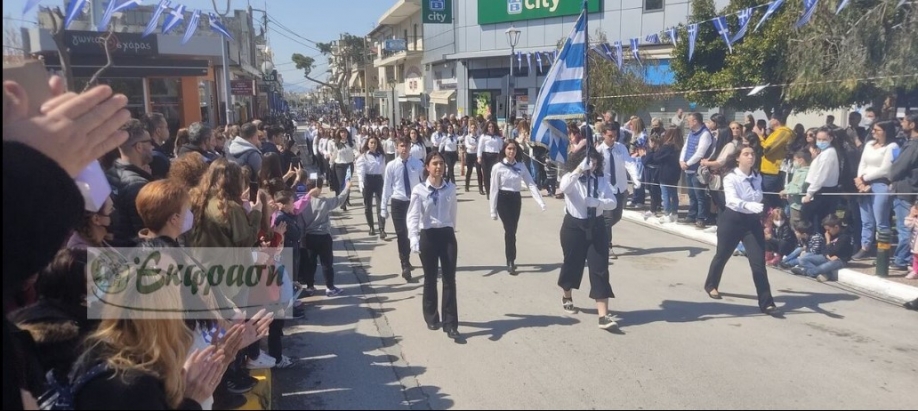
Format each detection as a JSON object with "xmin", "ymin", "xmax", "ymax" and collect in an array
[
  {"xmin": 559, "ymin": 170, "xmax": 618, "ymax": 219},
  {"xmin": 724, "ymin": 168, "xmax": 763, "ymax": 214},
  {"xmin": 440, "ymin": 134, "xmax": 460, "ymax": 152},
  {"xmin": 477, "ymin": 134, "xmax": 504, "ymax": 157},
  {"xmin": 806, "ymin": 147, "xmax": 840, "ymax": 196},
  {"xmin": 407, "ymin": 179, "xmax": 458, "ymax": 249},
  {"xmin": 489, "ymin": 160, "xmax": 546, "ymax": 218},
  {"xmin": 356, "ymin": 152, "xmax": 386, "ymax": 190},
  {"xmin": 857, "ymin": 141, "xmax": 899, "ymax": 183},
  {"xmin": 409, "ymin": 141, "xmax": 426, "ymax": 161}
]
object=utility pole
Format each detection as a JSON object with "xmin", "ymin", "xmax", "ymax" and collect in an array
[{"xmin": 214, "ymin": 0, "xmax": 233, "ymax": 125}]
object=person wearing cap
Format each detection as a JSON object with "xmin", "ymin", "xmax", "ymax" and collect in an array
[{"xmin": 106, "ymin": 118, "xmax": 155, "ymax": 247}]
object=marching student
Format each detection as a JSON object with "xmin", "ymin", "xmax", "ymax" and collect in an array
[
  {"xmin": 477, "ymin": 121, "xmax": 505, "ymax": 200},
  {"xmin": 408, "ymin": 128, "xmax": 427, "ymax": 162},
  {"xmin": 489, "ymin": 140, "xmax": 546, "ymax": 275},
  {"xmin": 407, "ymin": 151, "xmax": 462, "ymax": 342},
  {"xmin": 439, "ymin": 124, "xmax": 461, "ymax": 183},
  {"xmin": 356, "ymin": 136, "xmax": 388, "ymax": 238},
  {"xmin": 462, "ymin": 122, "xmax": 484, "ymax": 194},
  {"xmin": 557, "ymin": 150, "xmax": 620, "ymax": 330},
  {"xmin": 704, "ymin": 146, "xmax": 778, "ymax": 315},
  {"xmin": 381, "ymin": 137, "xmax": 426, "ymax": 282},
  {"xmin": 382, "ymin": 128, "xmax": 397, "ymax": 163},
  {"xmin": 597, "ymin": 123, "xmax": 641, "ymax": 259}
]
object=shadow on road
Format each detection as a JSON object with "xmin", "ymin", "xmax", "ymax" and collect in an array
[
  {"xmin": 459, "ymin": 314, "xmax": 580, "ymax": 341},
  {"xmin": 614, "ymin": 244, "xmax": 709, "ymax": 258}
]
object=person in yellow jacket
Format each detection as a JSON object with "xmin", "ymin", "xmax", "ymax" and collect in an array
[{"xmin": 761, "ymin": 115, "xmax": 795, "ymax": 208}]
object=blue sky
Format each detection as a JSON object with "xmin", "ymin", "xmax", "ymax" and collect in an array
[{"xmin": 3, "ymin": 0, "xmax": 393, "ymax": 91}]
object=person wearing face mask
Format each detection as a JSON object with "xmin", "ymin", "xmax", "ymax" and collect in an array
[
  {"xmin": 135, "ymin": 179, "xmax": 195, "ymax": 248},
  {"xmin": 802, "ymin": 128, "xmax": 842, "ymax": 230},
  {"xmin": 68, "ymin": 197, "xmax": 116, "ymax": 249}
]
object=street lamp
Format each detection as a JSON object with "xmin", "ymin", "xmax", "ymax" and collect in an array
[
  {"xmin": 505, "ymin": 25, "xmax": 521, "ymax": 135},
  {"xmin": 387, "ymin": 78, "xmax": 398, "ymax": 125}
]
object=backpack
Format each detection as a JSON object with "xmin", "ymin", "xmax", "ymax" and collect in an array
[{"xmin": 37, "ymin": 363, "xmax": 109, "ymax": 410}]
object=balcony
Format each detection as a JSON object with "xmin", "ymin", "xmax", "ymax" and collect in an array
[{"xmin": 374, "ymin": 37, "xmax": 423, "ymax": 68}]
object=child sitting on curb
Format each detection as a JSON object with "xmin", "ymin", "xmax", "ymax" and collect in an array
[
  {"xmin": 791, "ymin": 215, "xmax": 854, "ymax": 282},
  {"xmin": 780, "ymin": 220, "xmax": 826, "ymax": 269}
]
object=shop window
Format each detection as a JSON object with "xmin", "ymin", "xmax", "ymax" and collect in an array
[
  {"xmin": 74, "ymin": 77, "xmax": 144, "ymax": 118},
  {"xmin": 149, "ymin": 78, "xmax": 182, "ymax": 130},
  {"xmin": 645, "ymin": 0, "xmax": 663, "ymax": 12}
]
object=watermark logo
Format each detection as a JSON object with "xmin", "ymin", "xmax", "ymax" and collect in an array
[{"xmin": 87, "ymin": 247, "xmax": 297, "ymax": 320}]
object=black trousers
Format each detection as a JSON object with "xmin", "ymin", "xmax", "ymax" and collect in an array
[
  {"xmin": 363, "ymin": 174, "xmax": 385, "ymax": 232},
  {"xmin": 267, "ymin": 319, "xmax": 285, "ymax": 361},
  {"xmin": 299, "ymin": 234, "xmax": 335, "ymax": 289},
  {"xmin": 801, "ymin": 187, "xmax": 840, "ymax": 231},
  {"xmin": 385, "ymin": 153, "xmax": 396, "ymax": 163},
  {"xmin": 334, "ymin": 163, "xmax": 352, "ymax": 204},
  {"xmin": 704, "ymin": 209, "xmax": 775, "ymax": 310},
  {"xmin": 497, "ymin": 190, "xmax": 522, "ymax": 262},
  {"xmin": 465, "ymin": 153, "xmax": 483, "ymax": 191},
  {"xmin": 481, "ymin": 153, "xmax": 500, "ymax": 197},
  {"xmin": 443, "ymin": 151, "xmax": 459, "ymax": 183},
  {"xmin": 558, "ymin": 214, "xmax": 615, "ymax": 299},
  {"xmin": 420, "ymin": 227, "xmax": 458, "ymax": 330},
  {"xmin": 602, "ymin": 192, "xmax": 626, "ymax": 244},
  {"xmin": 391, "ymin": 199, "xmax": 411, "ymax": 267}
]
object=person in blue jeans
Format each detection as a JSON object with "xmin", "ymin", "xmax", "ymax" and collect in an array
[
  {"xmin": 780, "ymin": 220, "xmax": 826, "ymax": 268},
  {"xmin": 889, "ymin": 113, "xmax": 917, "ymax": 271},
  {"xmin": 678, "ymin": 113, "xmax": 714, "ymax": 228},
  {"xmin": 791, "ymin": 215, "xmax": 853, "ymax": 281}
]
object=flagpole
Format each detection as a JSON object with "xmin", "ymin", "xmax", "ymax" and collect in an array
[{"xmin": 581, "ymin": 0, "xmax": 597, "ymax": 218}]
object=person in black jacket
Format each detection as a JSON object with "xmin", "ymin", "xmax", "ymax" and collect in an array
[
  {"xmin": 791, "ymin": 215, "xmax": 854, "ymax": 282},
  {"xmin": 890, "ymin": 113, "xmax": 918, "ymax": 271},
  {"xmin": 765, "ymin": 208, "xmax": 796, "ymax": 266},
  {"xmin": 142, "ymin": 112, "xmax": 172, "ymax": 179},
  {"xmin": 176, "ymin": 122, "xmax": 216, "ymax": 162},
  {"xmin": 106, "ymin": 118, "xmax": 155, "ymax": 246},
  {"xmin": 646, "ymin": 127, "xmax": 683, "ymax": 224}
]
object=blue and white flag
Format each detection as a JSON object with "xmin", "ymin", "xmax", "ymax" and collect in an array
[
  {"xmin": 553, "ymin": 49, "xmax": 559, "ymax": 62},
  {"xmin": 162, "ymin": 3, "xmax": 186, "ymax": 34},
  {"xmin": 517, "ymin": 51, "xmax": 522, "ymax": 72},
  {"xmin": 666, "ymin": 27, "xmax": 678, "ymax": 45},
  {"xmin": 713, "ymin": 16, "xmax": 733, "ymax": 52},
  {"xmin": 796, "ymin": 0, "xmax": 818, "ymax": 29},
  {"xmin": 181, "ymin": 9, "xmax": 201, "ymax": 44},
  {"xmin": 531, "ymin": 10, "xmax": 587, "ymax": 164},
  {"xmin": 535, "ymin": 51, "xmax": 544, "ymax": 73},
  {"xmin": 22, "ymin": 0, "xmax": 42, "ymax": 16},
  {"xmin": 527, "ymin": 52, "xmax": 533, "ymax": 72},
  {"xmin": 613, "ymin": 41, "xmax": 623, "ymax": 70},
  {"xmin": 209, "ymin": 12, "xmax": 233, "ymax": 40},
  {"xmin": 97, "ymin": 0, "xmax": 119, "ymax": 31},
  {"xmin": 645, "ymin": 33, "xmax": 660, "ymax": 44},
  {"xmin": 115, "ymin": 0, "xmax": 143, "ymax": 12},
  {"xmin": 836, "ymin": 0, "xmax": 850, "ymax": 14},
  {"xmin": 731, "ymin": 7, "xmax": 754, "ymax": 43},
  {"xmin": 687, "ymin": 23, "xmax": 699, "ymax": 61},
  {"xmin": 755, "ymin": 0, "xmax": 785, "ymax": 32},
  {"xmin": 143, "ymin": 0, "xmax": 170, "ymax": 38},
  {"xmin": 629, "ymin": 38, "xmax": 642, "ymax": 65},
  {"xmin": 64, "ymin": 0, "xmax": 88, "ymax": 30},
  {"xmin": 591, "ymin": 43, "xmax": 614, "ymax": 63}
]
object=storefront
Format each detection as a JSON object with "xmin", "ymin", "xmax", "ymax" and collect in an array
[{"xmin": 31, "ymin": 30, "xmax": 209, "ymax": 132}]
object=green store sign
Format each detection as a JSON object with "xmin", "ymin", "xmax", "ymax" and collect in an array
[
  {"xmin": 423, "ymin": 0, "xmax": 453, "ymax": 24},
  {"xmin": 478, "ymin": 0, "xmax": 601, "ymax": 25}
]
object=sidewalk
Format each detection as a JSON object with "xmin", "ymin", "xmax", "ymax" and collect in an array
[{"xmin": 620, "ymin": 209, "xmax": 918, "ymax": 304}]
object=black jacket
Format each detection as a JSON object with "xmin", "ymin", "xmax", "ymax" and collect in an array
[
  {"xmin": 106, "ymin": 159, "xmax": 154, "ymax": 247},
  {"xmin": 645, "ymin": 144, "xmax": 681, "ymax": 185},
  {"xmin": 890, "ymin": 136, "xmax": 918, "ymax": 202},
  {"xmin": 767, "ymin": 224, "xmax": 797, "ymax": 256},
  {"xmin": 76, "ymin": 367, "xmax": 201, "ymax": 410},
  {"xmin": 150, "ymin": 143, "xmax": 171, "ymax": 180},
  {"xmin": 8, "ymin": 300, "xmax": 95, "ymax": 379}
]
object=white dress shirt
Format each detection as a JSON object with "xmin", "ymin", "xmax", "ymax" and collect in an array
[
  {"xmin": 430, "ymin": 131, "xmax": 448, "ymax": 148},
  {"xmin": 724, "ymin": 168, "xmax": 764, "ymax": 214},
  {"xmin": 382, "ymin": 138, "xmax": 397, "ymax": 155},
  {"xmin": 356, "ymin": 151, "xmax": 386, "ymax": 191},
  {"xmin": 806, "ymin": 146, "xmax": 840, "ymax": 197},
  {"xmin": 331, "ymin": 142, "xmax": 356, "ymax": 164},
  {"xmin": 598, "ymin": 141, "xmax": 641, "ymax": 194},
  {"xmin": 407, "ymin": 179, "xmax": 458, "ymax": 251},
  {"xmin": 463, "ymin": 134, "xmax": 480, "ymax": 154},
  {"xmin": 489, "ymin": 160, "xmax": 546, "ymax": 218},
  {"xmin": 315, "ymin": 137, "xmax": 327, "ymax": 156},
  {"xmin": 440, "ymin": 134, "xmax": 459, "ymax": 152},
  {"xmin": 477, "ymin": 134, "xmax": 504, "ymax": 157},
  {"xmin": 409, "ymin": 141, "xmax": 426, "ymax": 161},
  {"xmin": 559, "ymin": 170, "xmax": 618, "ymax": 219},
  {"xmin": 382, "ymin": 156, "xmax": 425, "ymax": 214},
  {"xmin": 857, "ymin": 141, "xmax": 899, "ymax": 182}
]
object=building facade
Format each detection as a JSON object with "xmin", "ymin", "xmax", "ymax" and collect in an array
[
  {"xmin": 369, "ymin": 0, "xmax": 426, "ymax": 124},
  {"xmin": 421, "ymin": 0, "xmax": 729, "ymax": 121}
]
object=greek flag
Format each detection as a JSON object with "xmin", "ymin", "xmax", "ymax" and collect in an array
[
  {"xmin": 98, "ymin": 0, "xmax": 119, "ymax": 31},
  {"xmin": 796, "ymin": 0, "xmax": 818, "ymax": 29},
  {"xmin": 667, "ymin": 27, "xmax": 678, "ymax": 45},
  {"xmin": 517, "ymin": 51, "xmax": 522, "ymax": 72},
  {"xmin": 613, "ymin": 41, "xmax": 623, "ymax": 69},
  {"xmin": 755, "ymin": 0, "xmax": 785, "ymax": 32},
  {"xmin": 731, "ymin": 7, "xmax": 754, "ymax": 43},
  {"xmin": 64, "ymin": 0, "xmax": 88, "ymax": 30},
  {"xmin": 115, "ymin": 0, "xmax": 143, "ymax": 12},
  {"xmin": 592, "ymin": 43, "xmax": 614, "ymax": 63},
  {"xmin": 531, "ymin": 11, "xmax": 587, "ymax": 164},
  {"xmin": 630, "ymin": 38, "xmax": 642, "ymax": 65},
  {"xmin": 688, "ymin": 23, "xmax": 699, "ymax": 61},
  {"xmin": 209, "ymin": 12, "xmax": 234, "ymax": 40},
  {"xmin": 181, "ymin": 9, "xmax": 201, "ymax": 45},
  {"xmin": 713, "ymin": 16, "xmax": 733, "ymax": 53},
  {"xmin": 527, "ymin": 52, "xmax": 533, "ymax": 72},
  {"xmin": 143, "ymin": 0, "xmax": 170, "ymax": 38},
  {"xmin": 536, "ymin": 51, "xmax": 544, "ymax": 73},
  {"xmin": 162, "ymin": 3, "xmax": 186, "ymax": 34},
  {"xmin": 645, "ymin": 33, "xmax": 660, "ymax": 44}
]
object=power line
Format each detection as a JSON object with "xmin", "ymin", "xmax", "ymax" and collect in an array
[
  {"xmin": 270, "ymin": 28, "xmax": 322, "ymax": 53},
  {"xmin": 266, "ymin": 14, "xmax": 322, "ymax": 46}
]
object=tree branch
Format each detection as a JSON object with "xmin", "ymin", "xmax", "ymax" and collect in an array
[{"xmin": 84, "ymin": 25, "xmax": 115, "ymax": 91}]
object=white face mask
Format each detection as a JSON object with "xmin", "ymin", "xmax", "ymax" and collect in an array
[
  {"xmin": 774, "ymin": 220, "xmax": 784, "ymax": 227},
  {"xmin": 243, "ymin": 200, "xmax": 252, "ymax": 214},
  {"xmin": 180, "ymin": 209, "xmax": 194, "ymax": 234}
]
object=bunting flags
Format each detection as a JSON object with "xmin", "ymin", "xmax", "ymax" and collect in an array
[
  {"xmin": 531, "ymin": 9, "xmax": 587, "ymax": 164},
  {"xmin": 835, "ymin": 0, "xmax": 850, "ymax": 14},
  {"xmin": 629, "ymin": 38, "xmax": 642, "ymax": 65},
  {"xmin": 162, "ymin": 3, "xmax": 186, "ymax": 34},
  {"xmin": 613, "ymin": 41, "xmax": 623, "ymax": 70},
  {"xmin": 796, "ymin": 0, "xmax": 818, "ymax": 29},
  {"xmin": 208, "ymin": 12, "xmax": 234, "ymax": 40},
  {"xmin": 64, "ymin": 0, "xmax": 88, "ymax": 30},
  {"xmin": 517, "ymin": 51, "xmax": 522, "ymax": 72},
  {"xmin": 731, "ymin": 7, "xmax": 754, "ymax": 43},
  {"xmin": 754, "ymin": 0, "xmax": 785, "ymax": 32},
  {"xmin": 645, "ymin": 33, "xmax": 660, "ymax": 44},
  {"xmin": 181, "ymin": 9, "xmax": 201, "ymax": 45},
  {"xmin": 526, "ymin": 52, "xmax": 533, "ymax": 72},
  {"xmin": 713, "ymin": 16, "xmax": 733, "ymax": 52},
  {"xmin": 687, "ymin": 23, "xmax": 698, "ymax": 61},
  {"xmin": 143, "ymin": 0, "xmax": 170, "ymax": 38},
  {"xmin": 98, "ymin": 0, "xmax": 119, "ymax": 31},
  {"xmin": 667, "ymin": 27, "xmax": 678, "ymax": 45},
  {"xmin": 22, "ymin": 0, "xmax": 41, "ymax": 16},
  {"xmin": 535, "ymin": 51, "xmax": 543, "ymax": 73},
  {"xmin": 115, "ymin": 0, "xmax": 144, "ymax": 12}
]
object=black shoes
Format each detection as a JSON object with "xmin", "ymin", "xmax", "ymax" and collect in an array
[
  {"xmin": 791, "ymin": 267, "xmax": 807, "ymax": 276},
  {"xmin": 562, "ymin": 297, "xmax": 577, "ymax": 314},
  {"xmin": 444, "ymin": 328, "xmax": 464, "ymax": 344},
  {"xmin": 598, "ymin": 313, "xmax": 618, "ymax": 329},
  {"xmin": 380, "ymin": 230, "xmax": 387, "ymax": 240},
  {"xmin": 369, "ymin": 228, "xmax": 377, "ymax": 237},
  {"xmin": 761, "ymin": 305, "xmax": 779, "ymax": 315},
  {"xmin": 508, "ymin": 260, "xmax": 517, "ymax": 276},
  {"xmin": 427, "ymin": 322, "xmax": 441, "ymax": 331},
  {"xmin": 904, "ymin": 298, "xmax": 918, "ymax": 311},
  {"xmin": 401, "ymin": 266, "xmax": 412, "ymax": 282}
]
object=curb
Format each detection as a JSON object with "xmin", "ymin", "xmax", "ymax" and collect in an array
[
  {"xmin": 619, "ymin": 209, "xmax": 918, "ymax": 304},
  {"xmin": 236, "ymin": 369, "xmax": 272, "ymax": 410}
]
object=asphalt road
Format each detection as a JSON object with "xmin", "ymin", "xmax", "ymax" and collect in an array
[{"xmin": 272, "ymin": 182, "xmax": 917, "ymax": 410}]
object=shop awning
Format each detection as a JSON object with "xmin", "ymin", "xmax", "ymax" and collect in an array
[
  {"xmin": 40, "ymin": 55, "xmax": 209, "ymax": 77},
  {"xmin": 348, "ymin": 72, "xmax": 361, "ymax": 89},
  {"xmin": 429, "ymin": 89, "xmax": 456, "ymax": 105}
]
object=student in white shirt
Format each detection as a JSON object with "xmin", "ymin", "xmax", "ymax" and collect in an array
[
  {"xmin": 382, "ymin": 128, "xmax": 398, "ymax": 163},
  {"xmin": 477, "ymin": 121, "xmax": 505, "ymax": 200},
  {"xmin": 852, "ymin": 121, "xmax": 899, "ymax": 259},
  {"xmin": 381, "ymin": 137, "xmax": 426, "ymax": 281},
  {"xmin": 356, "ymin": 136, "xmax": 388, "ymax": 239},
  {"xmin": 430, "ymin": 123, "xmax": 448, "ymax": 153},
  {"xmin": 463, "ymin": 122, "xmax": 485, "ymax": 194},
  {"xmin": 439, "ymin": 124, "xmax": 460, "ymax": 183},
  {"xmin": 557, "ymin": 150, "xmax": 620, "ymax": 330},
  {"xmin": 408, "ymin": 128, "xmax": 427, "ymax": 162},
  {"xmin": 489, "ymin": 140, "xmax": 546, "ymax": 275},
  {"xmin": 802, "ymin": 127, "xmax": 841, "ymax": 229},
  {"xmin": 406, "ymin": 151, "xmax": 462, "ymax": 342},
  {"xmin": 330, "ymin": 128, "xmax": 357, "ymax": 211},
  {"xmin": 704, "ymin": 146, "xmax": 777, "ymax": 315},
  {"xmin": 597, "ymin": 123, "xmax": 641, "ymax": 258}
]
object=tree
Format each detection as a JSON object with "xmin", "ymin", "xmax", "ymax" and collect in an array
[
  {"xmin": 38, "ymin": 7, "xmax": 115, "ymax": 92},
  {"xmin": 292, "ymin": 33, "xmax": 371, "ymax": 117},
  {"xmin": 3, "ymin": 15, "xmax": 25, "ymax": 63},
  {"xmin": 589, "ymin": 30, "xmax": 666, "ymax": 118}
]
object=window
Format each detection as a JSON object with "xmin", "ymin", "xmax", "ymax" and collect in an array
[{"xmin": 645, "ymin": 0, "xmax": 663, "ymax": 12}]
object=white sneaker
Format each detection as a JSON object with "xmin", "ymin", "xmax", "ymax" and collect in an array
[
  {"xmin": 659, "ymin": 214, "xmax": 673, "ymax": 224},
  {"xmin": 668, "ymin": 214, "xmax": 677, "ymax": 223},
  {"xmin": 247, "ymin": 351, "xmax": 277, "ymax": 370},
  {"xmin": 703, "ymin": 226, "xmax": 718, "ymax": 233},
  {"xmin": 273, "ymin": 355, "xmax": 297, "ymax": 369},
  {"xmin": 643, "ymin": 211, "xmax": 653, "ymax": 221}
]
